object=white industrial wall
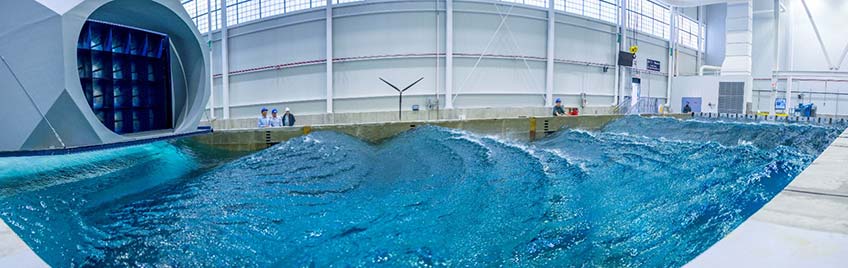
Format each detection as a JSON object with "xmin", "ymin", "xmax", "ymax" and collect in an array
[
  {"xmin": 750, "ymin": 0, "xmax": 848, "ymax": 116},
  {"xmin": 205, "ymin": 0, "xmax": 693, "ymax": 119}
]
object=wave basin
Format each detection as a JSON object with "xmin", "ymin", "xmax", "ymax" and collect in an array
[{"xmin": 0, "ymin": 116, "xmax": 844, "ymax": 267}]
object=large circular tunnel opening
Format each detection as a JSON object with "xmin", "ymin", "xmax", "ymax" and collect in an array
[
  {"xmin": 77, "ymin": 20, "xmax": 173, "ymax": 134},
  {"xmin": 74, "ymin": 0, "xmax": 206, "ymax": 136}
]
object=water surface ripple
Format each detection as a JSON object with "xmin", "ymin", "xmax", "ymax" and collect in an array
[{"xmin": 0, "ymin": 116, "xmax": 843, "ymax": 267}]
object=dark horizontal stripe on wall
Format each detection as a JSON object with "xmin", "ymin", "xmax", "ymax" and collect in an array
[{"xmin": 211, "ymin": 52, "xmax": 666, "ymax": 78}]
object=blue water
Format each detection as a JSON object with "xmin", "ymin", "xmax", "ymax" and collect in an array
[{"xmin": 0, "ymin": 116, "xmax": 843, "ymax": 267}]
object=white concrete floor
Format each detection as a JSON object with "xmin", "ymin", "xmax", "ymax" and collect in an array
[
  {"xmin": 688, "ymin": 128, "xmax": 848, "ymax": 267},
  {"xmin": 688, "ymin": 220, "xmax": 848, "ymax": 267},
  {"xmin": 0, "ymin": 220, "xmax": 47, "ymax": 267}
]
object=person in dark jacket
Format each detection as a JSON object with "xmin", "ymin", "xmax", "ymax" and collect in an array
[
  {"xmin": 282, "ymin": 107, "xmax": 296, "ymax": 126},
  {"xmin": 682, "ymin": 102, "xmax": 692, "ymax": 113}
]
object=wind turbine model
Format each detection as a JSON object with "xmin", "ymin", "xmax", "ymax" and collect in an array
[{"xmin": 379, "ymin": 77, "xmax": 424, "ymax": 121}]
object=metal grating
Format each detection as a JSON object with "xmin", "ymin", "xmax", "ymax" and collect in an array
[
  {"xmin": 718, "ymin": 82, "xmax": 744, "ymax": 114},
  {"xmin": 77, "ymin": 20, "xmax": 173, "ymax": 134}
]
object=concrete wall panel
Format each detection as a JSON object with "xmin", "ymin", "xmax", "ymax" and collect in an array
[{"xmin": 200, "ymin": 0, "xmax": 688, "ymax": 120}]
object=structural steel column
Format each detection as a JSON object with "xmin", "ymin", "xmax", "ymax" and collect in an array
[
  {"xmin": 786, "ymin": 1, "xmax": 794, "ymax": 109},
  {"xmin": 221, "ymin": 0, "xmax": 230, "ymax": 119},
  {"xmin": 786, "ymin": 77, "xmax": 793, "ymax": 111},
  {"xmin": 326, "ymin": 0, "xmax": 334, "ymax": 113},
  {"xmin": 666, "ymin": 7, "xmax": 676, "ymax": 107},
  {"xmin": 544, "ymin": 0, "xmax": 555, "ymax": 107},
  {"xmin": 207, "ymin": 0, "xmax": 215, "ymax": 119},
  {"xmin": 771, "ymin": 0, "xmax": 780, "ymax": 114},
  {"xmin": 696, "ymin": 6, "xmax": 702, "ymax": 70},
  {"xmin": 617, "ymin": 0, "xmax": 628, "ymax": 105},
  {"xmin": 445, "ymin": 0, "xmax": 454, "ymax": 109}
]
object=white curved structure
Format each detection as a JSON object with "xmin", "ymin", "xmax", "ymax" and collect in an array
[{"xmin": 0, "ymin": 0, "xmax": 209, "ymax": 152}]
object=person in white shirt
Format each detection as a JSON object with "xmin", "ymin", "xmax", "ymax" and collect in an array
[
  {"xmin": 269, "ymin": 108, "xmax": 283, "ymax": 127},
  {"xmin": 257, "ymin": 107, "xmax": 271, "ymax": 128}
]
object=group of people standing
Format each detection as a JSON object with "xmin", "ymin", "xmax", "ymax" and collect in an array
[
  {"xmin": 258, "ymin": 98, "xmax": 575, "ymax": 128},
  {"xmin": 257, "ymin": 107, "xmax": 296, "ymax": 128}
]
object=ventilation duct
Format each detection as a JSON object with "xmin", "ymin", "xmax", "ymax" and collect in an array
[{"xmin": 720, "ymin": 1, "xmax": 753, "ymax": 76}]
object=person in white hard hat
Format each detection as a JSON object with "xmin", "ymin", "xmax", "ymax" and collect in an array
[{"xmin": 282, "ymin": 107, "xmax": 296, "ymax": 127}]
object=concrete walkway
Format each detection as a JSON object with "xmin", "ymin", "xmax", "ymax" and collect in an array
[
  {"xmin": 688, "ymin": 128, "xmax": 848, "ymax": 267},
  {"xmin": 0, "ymin": 220, "xmax": 47, "ymax": 267}
]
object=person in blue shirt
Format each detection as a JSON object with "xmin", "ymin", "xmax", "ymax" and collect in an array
[
  {"xmin": 269, "ymin": 108, "xmax": 283, "ymax": 127},
  {"xmin": 257, "ymin": 107, "xmax": 271, "ymax": 128},
  {"xmin": 552, "ymin": 98, "xmax": 566, "ymax": 116}
]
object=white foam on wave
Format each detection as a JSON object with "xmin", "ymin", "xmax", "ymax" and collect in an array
[
  {"xmin": 446, "ymin": 128, "xmax": 558, "ymax": 172},
  {"xmin": 737, "ymin": 139, "xmax": 753, "ymax": 146},
  {"xmin": 464, "ymin": 131, "xmax": 592, "ymax": 177},
  {"xmin": 691, "ymin": 117, "xmax": 837, "ymax": 130},
  {"xmin": 303, "ymin": 135, "xmax": 322, "ymax": 144},
  {"xmin": 600, "ymin": 130, "xmax": 757, "ymax": 151},
  {"xmin": 447, "ymin": 129, "xmax": 495, "ymax": 160},
  {"xmin": 277, "ymin": 134, "xmax": 323, "ymax": 151},
  {"xmin": 448, "ymin": 128, "xmax": 598, "ymax": 176},
  {"xmin": 540, "ymin": 148, "xmax": 591, "ymax": 175},
  {"xmin": 565, "ymin": 128, "xmax": 599, "ymax": 137}
]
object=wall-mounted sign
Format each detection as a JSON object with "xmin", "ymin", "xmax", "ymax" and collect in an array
[
  {"xmin": 618, "ymin": 51, "xmax": 634, "ymax": 66},
  {"xmin": 775, "ymin": 97, "xmax": 787, "ymax": 110},
  {"xmin": 647, "ymin": 59, "xmax": 661, "ymax": 71},
  {"xmin": 682, "ymin": 97, "xmax": 702, "ymax": 113}
]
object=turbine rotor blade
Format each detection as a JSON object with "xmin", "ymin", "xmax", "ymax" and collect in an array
[
  {"xmin": 401, "ymin": 77, "xmax": 424, "ymax": 93},
  {"xmin": 379, "ymin": 77, "xmax": 401, "ymax": 92}
]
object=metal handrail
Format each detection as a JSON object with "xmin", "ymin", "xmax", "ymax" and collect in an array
[{"xmin": 613, "ymin": 97, "xmax": 661, "ymax": 115}]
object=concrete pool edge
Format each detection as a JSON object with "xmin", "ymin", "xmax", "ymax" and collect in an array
[
  {"xmin": 191, "ymin": 114, "xmax": 694, "ymax": 151},
  {"xmin": 0, "ymin": 220, "xmax": 47, "ymax": 267},
  {"xmin": 687, "ymin": 128, "xmax": 848, "ymax": 267}
]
